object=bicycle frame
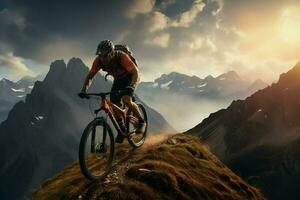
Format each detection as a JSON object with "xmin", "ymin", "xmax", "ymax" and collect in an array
[
  {"xmin": 86, "ymin": 91, "xmax": 140, "ymax": 152},
  {"xmin": 100, "ymin": 97, "xmax": 129, "ymax": 137}
]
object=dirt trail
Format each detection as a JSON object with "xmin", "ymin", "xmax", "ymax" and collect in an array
[
  {"xmin": 140, "ymin": 132, "xmax": 173, "ymax": 150},
  {"xmin": 87, "ymin": 133, "xmax": 174, "ymax": 191}
]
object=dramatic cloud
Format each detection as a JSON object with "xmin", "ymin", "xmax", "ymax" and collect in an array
[
  {"xmin": 125, "ymin": 0, "xmax": 156, "ymax": 18},
  {"xmin": 146, "ymin": 33, "xmax": 170, "ymax": 48},
  {"xmin": 148, "ymin": 11, "xmax": 169, "ymax": 33},
  {"xmin": 0, "ymin": 0, "xmax": 299, "ymax": 82},
  {"xmin": 0, "ymin": 49, "xmax": 34, "ymax": 80},
  {"xmin": 170, "ymin": 0, "xmax": 205, "ymax": 27}
]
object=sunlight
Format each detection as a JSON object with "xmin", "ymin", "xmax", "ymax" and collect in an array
[{"xmin": 279, "ymin": 7, "xmax": 300, "ymax": 43}]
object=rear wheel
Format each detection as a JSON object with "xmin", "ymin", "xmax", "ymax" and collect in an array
[
  {"xmin": 79, "ymin": 118, "xmax": 115, "ymax": 180},
  {"xmin": 127, "ymin": 102, "xmax": 148, "ymax": 148}
]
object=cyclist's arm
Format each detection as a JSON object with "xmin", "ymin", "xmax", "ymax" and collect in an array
[
  {"xmin": 81, "ymin": 56, "xmax": 100, "ymax": 91},
  {"xmin": 120, "ymin": 52, "xmax": 140, "ymax": 87}
]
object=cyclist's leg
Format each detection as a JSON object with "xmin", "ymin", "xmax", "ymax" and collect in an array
[
  {"xmin": 112, "ymin": 74, "xmax": 144, "ymax": 121},
  {"xmin": 110, "ymin": 79, "xmax": 123, "ymax": 117},
  {"xmin": 119, "ymin": 74, "xmax": 146, "ymax": 133},
  {"xmin": 122, "ymin": 95, "xmax": 146, "ymax": 134},
  {"xmin": 111, "ymin": 78, "xmax": 126, "ymax": 142},
  {"xmin": 122, "ymin": 95, "xmax": 143, "ymax": 119}
]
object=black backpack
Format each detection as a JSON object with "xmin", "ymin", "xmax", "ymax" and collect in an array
[
  {"xmin": 104, "ymin": 44, "xmax": 138, "ymax": 81},
  {"xmin": 115, "ymin": 44, "xmax": 138, "ymax": 67}
]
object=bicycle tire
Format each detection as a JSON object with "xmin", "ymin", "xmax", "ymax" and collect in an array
[
  {"xmin": 79, "ymin": 118, "xmax": 115, "ymax": 180},
  {"xmin": 127, "ymin": 102, "xmax": 148, "ymax": 148}
]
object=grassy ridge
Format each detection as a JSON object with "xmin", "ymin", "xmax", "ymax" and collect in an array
[{"xmin": 29, "ymin": 134, "xmax": 265, "ymax": 200}]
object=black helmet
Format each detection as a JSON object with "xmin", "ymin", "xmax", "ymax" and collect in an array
[{"xmin": 96, "ymin": 40, "xmax": 114, "ymax": 56}]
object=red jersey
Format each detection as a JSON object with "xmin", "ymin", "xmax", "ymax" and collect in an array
[{"xmin": 90, "ymin": 51, "xmax": 136, "ymax": 78}]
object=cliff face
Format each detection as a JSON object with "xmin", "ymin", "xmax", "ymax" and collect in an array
[
  {"xmin": 0, "ymin": 75, "xmax": 40, "ymax": 122},
  {"xmin": 29, "ymin": 134, "xmax": 265, "ymax": 200},
  {"xmin": 0, "ymin": 58, "xmax": 174, "ymax": 200},
  {"xmin": 186, "ymin": 62, "xmax": 300, "ymax": 200}
]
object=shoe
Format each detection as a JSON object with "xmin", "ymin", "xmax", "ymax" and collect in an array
[
  {"xmin": 115, "ymin": 133, "xmax": 124, "ymax": 143},
  {"xmin": 136, "ymin": 119, "xmax": 146, "ymax": 134}
]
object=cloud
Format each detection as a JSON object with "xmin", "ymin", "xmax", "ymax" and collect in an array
[
  {"xmin": 1, "ymin": 0, "xmax": 298, "ymax": 84},
  {"xmin": 148, "ymin": 11, "xmax": 169, "ymax": 32},
  {"xmin": 0, "ymin": 8, "xmax": 25, "ymax": 29},
  {"xmin": 146, "ymin": 33, "xmax": 170, "ymax": 48},
  {"xmin": 146, "ymin": 0, "xmax": 206, "ymax": 33},
  {"xmin": 157, "ymin": 0, "xmax": 176, "ymax": 11},
  {"xmin": 0, "ymin": 49, "xmax": 34, "ymax": 80},
  {"xmin": 125, "ymin": 0, "xmax": 156, "ymax": 18},
  {"xmin": 170, "ymin": 0, "xmax": 205, "ymax": 27}
]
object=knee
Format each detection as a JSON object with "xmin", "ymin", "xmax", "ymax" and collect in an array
[{"xmin": 122, "ymin": 96, "xmax": 132, "ymax": 105}]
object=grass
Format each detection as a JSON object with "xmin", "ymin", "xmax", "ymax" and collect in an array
[{"xmin": 29, "ymin": 134, "xmax": 266, "ymax": 200}]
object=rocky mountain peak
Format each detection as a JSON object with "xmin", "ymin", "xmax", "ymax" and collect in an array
[
  {"xmin": 43, "ymin": 60, "xmax": 66, "ymax": 86},
  {"xmin": 277, "ymin": 61, "xmax": 300, "ymax": 87},
  {"xmin": 0, "ymin": 78, "xmax": 14, "ymax": 85},
  {"xmin": 204, "ymin": 75, "xmax": 215, "ymax": 82},
  {"xmin": 217, "ymin": 70, "xmax": 240, "ymax": 81},
  {"xmin": 67, "ymin": 57, "xmax": 87, "ymax": 71}
]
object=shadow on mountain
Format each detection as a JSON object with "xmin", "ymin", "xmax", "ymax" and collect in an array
[{"xmin": 186, "ymin": 61, "xmax": 300, "ymax": 200}]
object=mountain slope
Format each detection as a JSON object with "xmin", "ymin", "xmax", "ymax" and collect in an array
[
  {"xmin": 185, "ymin": 62, "xmax": 300, "ymax": 199},
  {"xmin": 29, "ymin": 134, "xmax": 265, "ymax": 200},
  {"xmin": 0, "ymin": 58, "xmax": 174, "ymax": 200}
]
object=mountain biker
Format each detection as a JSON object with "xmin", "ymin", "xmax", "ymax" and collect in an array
[{"xmin": 78, "ymin": 40, "xmax": 146, "ymax": 143}]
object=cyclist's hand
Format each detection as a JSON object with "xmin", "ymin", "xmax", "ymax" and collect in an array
[
  {"xmin": 78, "ymin": 91, "xmax": 89, "ymax": 99},
  {"xmin": 124, "ymin": 86, "xmax": 135, "ymax": 94}
]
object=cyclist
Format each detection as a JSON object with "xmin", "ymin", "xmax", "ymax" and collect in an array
[{"xmin": 78, "ymin": 40, "xmax": 146, "ymax": 143}]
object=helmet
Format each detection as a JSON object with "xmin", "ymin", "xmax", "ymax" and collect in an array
[{"xmin": 96, "ymin": 40, "xmax": 114, "ymax": 56}]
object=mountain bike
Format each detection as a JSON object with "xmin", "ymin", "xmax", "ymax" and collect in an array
[{"xmin": 78, "ymin": 90, "xmax": 148, "ymax": 180}]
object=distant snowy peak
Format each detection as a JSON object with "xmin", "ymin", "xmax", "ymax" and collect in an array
[
  {"xmin": 153, "ymin": 72, "xmax": 205, "ymax": 90},
  {"xmin": 216, "ymin": 70, "xmax": 240, "ymax": 81},
  {"xmin": 137, "ymin": 70, "xmax": 268, "ymax": 100},
  {"xmin": 0, "ymin": 75, "xmax": 43, "ymax": 102},
  {"xmin": 11, "ymin": 88, "xmax": 26, "ymax": 92}
]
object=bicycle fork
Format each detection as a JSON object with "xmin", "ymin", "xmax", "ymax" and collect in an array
[{"xmin": 90, "ymin": 118, "xmax": 108, "ymax": 154}]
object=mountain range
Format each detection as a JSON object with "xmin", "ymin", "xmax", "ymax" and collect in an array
[
  {"xmin": 0, "ymin": 76, "xmax": 43, "ymax": 122},
  {"xmin": 186, "ymin": 62, "xmax": 300, "ymax": 200},
  {"xmin": 0, "ymin": 58, "xmax": 174, "ymax": 200},
  {"xmin": 137, "ymin": 71, "xmax": 267, "ymax": 99},
  {"xmin": 136, "ymin": 71, "xmax": 268, "ymax": 131}
]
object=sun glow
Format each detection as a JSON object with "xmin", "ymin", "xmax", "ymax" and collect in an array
[{"xmin": 279, "ymin": 7, "xmax": 300, "ymax": 43}]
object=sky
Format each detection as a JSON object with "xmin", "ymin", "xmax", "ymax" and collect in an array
[{"xmin": 0, "ymin": 0, "xmax": 300, "ymax": 82}]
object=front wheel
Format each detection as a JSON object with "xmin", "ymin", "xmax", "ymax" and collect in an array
[
  {"xmin": 127, "ymin": 102, "xmax": 148, "ymax": 148},
  {"xmin": 79, "ymin": 118, "xmax": 115, "ymax": 180}
]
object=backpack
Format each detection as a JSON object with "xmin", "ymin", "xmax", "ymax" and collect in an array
[
  {"xmin": 104, "ymin": 44, "xmax": 138, "ymax": 81},
  {"xmin": 115, "ymin": 44, "xmax": 138, "ymax": 67}
]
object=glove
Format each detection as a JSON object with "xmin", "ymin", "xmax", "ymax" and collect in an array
[
  {"xmin": 78, "ymin": 89, "xmax": 89, "ymax": 99},
  {"xmin": 124, "ymin": 85, "xmax": 135, "ymax": 94}
]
